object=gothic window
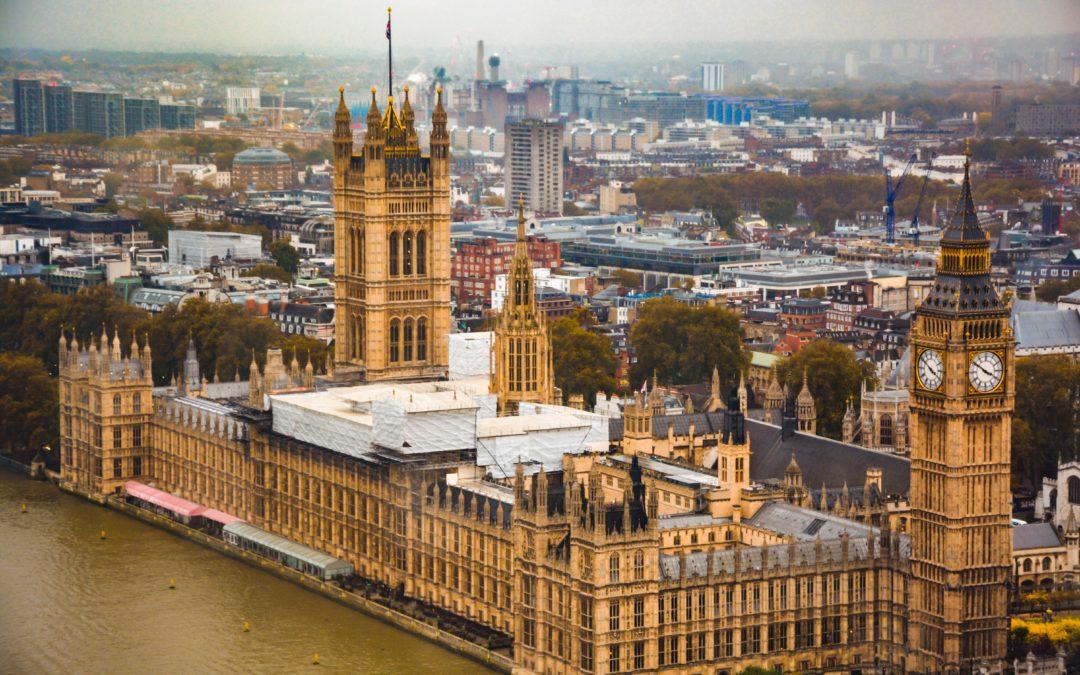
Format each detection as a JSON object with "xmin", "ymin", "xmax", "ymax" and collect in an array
[
  {"xmin": 403, "ymin": 231, "xmax": 414, "ymax": 275},
  {"xmin": 403, "ymin": 318, "xmax": 414, "ymax": 362},
  {"xmin": 389, "ymin": 232, "xmax": 400, "ymax": 276},
  {"xmin": 416, "ymin": 231, "xmax": 427, "ymax": 275},
  {"xmin": 609, "ymin": 554, "xmax": 620, "ymax": 583},
  {"xmin": 416, "ymin": 317, "xmax": 428, "ymax": 362},
  {"xmin": 132, "ymin": 393, "xmax": 141, "ymax": 413},
  {"xmin": 389, "ymin": 319, "xmax": 400, "ymax": 363},
  {"xmin": 1069, "ymin": 476, "xmax": 1080, "ymax": 504},
  {"xmin": 633, "ymin": 550, "xmax": 645, "ymax": 580},
  {"xmin": 1023, "ymin": 559, "xmax": 1032, "ymax": 573},
  {"xmin": 113, "ymin": 393, "xmax": 122, "ymax": 415},
  {"xmin": 1044, "ymin": 557, "xmax": 1053, "ymax": 571},
  {"xmin": 880, "ymin": 414, "xmax": 893, "ymax": 447}
]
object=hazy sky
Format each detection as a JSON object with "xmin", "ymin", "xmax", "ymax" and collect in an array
[{"xmin": 1, "ymin": 0, "xmax": 1077, "ymax": 55}]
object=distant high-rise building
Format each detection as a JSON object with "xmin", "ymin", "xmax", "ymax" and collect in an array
[
  {"xmin": 123, "ymin": 98, "xmax": 161, "ymax": 135},
  {"xmin": 13, "ymin": 78, "xmax": 46, "ymax": 137},
  {"xmin": 160, "ymin": 103, "xmax": 196, "ymax": 130},
  {"xmin": 990, "ymin": 85, "xmax": 1003, "ymax": 124},
  {"xmin": 226, "ymin": 87, "xmax": 260, "ymax": 116},
  {"xmin": 505, "ymin": 118, "xmax": 563, "ymax": 215},
  {"xmin": 701, "ymin": 62, "xmax": 725, "ymax": 92},
  {"xmin": 844, "ymin": 52, "xmax": 860, "ymax": 80},
  {"xmin": 73, "ymin": 90, "xmax": 125, "ymax": 138},
  {"xmin": 44, "ymin": 83, "xmax": 74, "ymax": 133}
]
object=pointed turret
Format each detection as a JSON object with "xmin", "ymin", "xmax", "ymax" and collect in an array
[
  {"xmin": 333, "ymin": 85, "xmax": 353, "ymax": 180},
  {"xmin": 764, "ymin": 370, "xmax": 784, "ymax": 411},
  {"xmin": 401, "ymin": 84, "xmax": 417, "ymax": 145},
  {"xmin": 842, "ymin": 397, "xmax": 858, "ymax": 444},
  {"xmin": 303, "ymin": 352, "xmax": 315, "ymax": 389},
  {"xmin": 430, "ymin": 84, "xmax": 449, "ymax": 165},
  {"xmin": 737, "ymin": 370, "xmax": 748, "ymax": 415},
  {"xmin": 796, "ymin": 370, "xmax": 817, "ymax": 434},
  {"xmin": 709, "ymin": 365, "xmax": 725, "ymax": 411}
]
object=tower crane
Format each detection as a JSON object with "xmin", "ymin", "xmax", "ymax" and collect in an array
[
  {"xmin": 908, "ymin": 154, "xmax": 935, "ymax": 247},
  {"xmin": 884, "ymin": 153, "xmax": 917, "ymax": 244}
]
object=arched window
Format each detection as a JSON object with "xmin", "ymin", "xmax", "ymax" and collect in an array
[
  {"xmin": 416, "ymin": 231, "xmax": 427, "ymax": 276},
  {"xmin": 1069, "ymin": 476, "xmax": 1080, "ymax": 504},
  {"xmin": 389, "ymin": 232, "xmax": 400, "ymax": 276},
  {"xmin": 1023, "ymin": 559, "xmax": 1032, "ymax": 573},
  {"xmin": 879, "ymin": 414, "xmax": 893, "ymax": 447},
  {"xmin": 389, "ymin": 319, "xmax": 401, "ymax": 363},
  {"xmin": 403, "ymin": 231, "xmax": 414, "ymax": 275},
  {"xmin": 403, "ymin": 318, "xmax": 414, "ymax": 362},
  {"xmin": 1043, "ymin": 557, "xmax": 1053, "ymax": 572},
  {"xmin": 633, "ymin": 551, "xmax": 644, "ymax": 580},
  {"xmin": 416, "ymin": 317, "xmax": 428, "ymax": 362},
  {"xmin": 609, "ymin": 554, "xmax": 620, "ymax": 583},
  {"xmin": 113, "ymin": 394, "xmax": 122, "ymax": 415},
  {"xmin": 132, "ymin": 393, "xmax": 141, "ymax": 413}
]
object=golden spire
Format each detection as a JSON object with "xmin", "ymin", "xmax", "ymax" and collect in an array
[{"xmin": 516, "ymin": 197, "xmax": 526, "ymax": 241}]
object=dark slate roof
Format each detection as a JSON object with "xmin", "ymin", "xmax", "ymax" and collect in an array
[
  {"xmin": 941, "ymin": 161, "xmax": 986, "ymax": 244},
  {"xmin": 746, "ymin": 418, "xmax": 910, "ymax": 497},
  {"xmin": 1012, "ymin": 309, "xmax": 1080, "ymax": 351},
  {"xmin": 1012, "ymin": 522, "xmax": 1062, "ymax": 551},
  {"xmin": 609, "ymin": 410, "xmax": 729, "ymax": 441},
  {"xmin": 746, "ymin": 501, "xmax": 877, "ymax": 540}
]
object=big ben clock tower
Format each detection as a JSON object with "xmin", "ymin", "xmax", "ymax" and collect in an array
[{"xmin": 908, "ymin": 147, "xmax": 1013, "ymax": 673}]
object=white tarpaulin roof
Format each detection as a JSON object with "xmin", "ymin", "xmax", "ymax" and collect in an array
[{"xmin": 449, "ymin": 332, "xmax": 492, "ymax": 380}]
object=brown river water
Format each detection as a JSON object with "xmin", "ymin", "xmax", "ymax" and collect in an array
[{"xmin": 0, "ymin": 468, "xmax": 492, "ymax": 674}]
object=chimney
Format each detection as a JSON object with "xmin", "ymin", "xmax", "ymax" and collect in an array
[{"xmin": 476, "ymin": 40, "xmax": 485, "ymax": 81}]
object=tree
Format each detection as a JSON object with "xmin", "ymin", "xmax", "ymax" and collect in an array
[
  {"xmin": 102, "ymin": 171, "xmax": 124, "ymax": 198},
  {"xmin": 1012, "ymin": 355, "xmax": 1080, "ymax": 489},
  {"xmin": 0, "ymin": 353, "xmax": 58, "ymax": 457},
  {"xmin": 812, "ymin": 197, "xmax": 843, "ymax": 233},
  {"xmin": 242, "ymin": 263, "xmax": 293, "ymax": 284},
  {"xmin": 138, "ymin": 208, "xmax": 173, "ymax": 246},
  {"xmin": 551, "ymin": 311, "xmax": 618, "ymax": 405},
  {"xmin": 759, "ymin": 197, "xmax": 795, "ymax": 226},
  {"xmin": 1034, "ymin": 277, "xmax": 1080, "ymax": 302},
  {"xmin": 799, "ymin": 286, "xmax": 827, "ymax": 299},
  {"xmin": 268, "ymin": 238, "xmax": 300, "ymax": 275},
  {"xmin": 775, "ymin": 340, "xmax": 876, "ymax": 439},
  {"xmin": 629, "ymin": 297, "xmax": 747, "ymax": 387},
  {"xmin": 610, "ymin": 269, "xmax": 643, "ymax": 291}
]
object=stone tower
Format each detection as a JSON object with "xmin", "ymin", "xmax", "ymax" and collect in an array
[
  {"xmin": 490, "ymin": 201, "xmax": 554, "ymax": 414},
  {"xmin": 58, "ymin": 328, "xmax": 153, "ymax": 497},
  {"xmin": 908, "ymin": 149, "xmax": 1013, "ymax": 672},
  {"xmin": 795, "ymin": 370, "xmax": 817, "ymax": 434},
  {"xmin": 332, "ymin": 81, "xmax": 451, "ymax": 382}
]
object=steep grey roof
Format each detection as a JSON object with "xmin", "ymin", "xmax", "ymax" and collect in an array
[
  {"xmin": 608, "ymin": 410, "xmax": 728, "ymax": 441},
  {"xmin": 746, "ymin": 501, "xmax": 876, "ymax": 541},
  {"xmin": 746, "ymin": 419, "xmax": 910, "ymax": 496},
  {"xmin": 1011, "ymin": 309, "xmax": 1080, "ymax": 351},
  {"xmin": 1012, "ymin": 522, "xmax": 1062, "ymax": 551}
]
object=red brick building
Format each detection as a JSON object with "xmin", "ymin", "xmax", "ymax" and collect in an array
[{"xmin": 452, "ymin": 236, "xmax": 560, "ymax": 308}]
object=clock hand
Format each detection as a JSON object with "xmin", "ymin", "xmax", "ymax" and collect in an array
[{"xmin": 976, "ymin": 363, "xmax": 993, "ymax": 378}]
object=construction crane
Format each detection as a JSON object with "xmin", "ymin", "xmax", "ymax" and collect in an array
[
  {"xmin": 884, "ymin": 153, "xmax": 917, "ymax": 244},
  {"xmin": 907, "ymin": 153, "xmax": 935, "ymax": 247}
]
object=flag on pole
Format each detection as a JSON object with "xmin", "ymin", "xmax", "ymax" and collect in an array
[{"xmin": 386, "ymin": 8, "xmax": 391, "ymax": 39}]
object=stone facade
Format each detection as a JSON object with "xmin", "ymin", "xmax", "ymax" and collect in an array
[{"xmin": 332, "ymin": 85, "xmax": 452, "ymax": 382}]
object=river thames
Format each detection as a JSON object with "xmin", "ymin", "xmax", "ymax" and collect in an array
[{"xmin": 0, "ymin": 469, "xmax": 491, "ymax": 674}]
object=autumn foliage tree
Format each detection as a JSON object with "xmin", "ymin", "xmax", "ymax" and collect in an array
[
  {"xmin": 629, "ymin": 297, "xmax": 747, "ymax": 388},
  {"xmin": 0, "ymin": 353, "xmax": 58, "ymax": 457},
  {"xmin": 1012, "ymin": 355, "xmax": 1080, "ymax": 489},
  {"xmin": 775, "ymin": 340, "xmax": 876, "ymax": 439}
]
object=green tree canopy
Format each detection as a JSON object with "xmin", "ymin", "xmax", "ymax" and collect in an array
[
  {"xmin": 1012, "ymin": 355, "xmax": 1080, "ymax": 489},
  {"xmin": 629, "ymin": 297, "xmax": 747, "ymax": 387},
  {"xmin": 0, "ymin": 353, "xmax": 58, "ymax": 456},
  {"xmin": 242, "ymin": 263, "xmax": 293, "ymax": 284},
  {"xmin": 1034, "ymin": 277, "xmax": 1080, "ymax": 303},
  {"xmin": 775, "ymin": 340, "xmax": 876, "ymax": 439},
  {"xmin": 268, "ymin": 238, "xmax": 300, "ymax": 275},
  {"xmin": 551, "ymin": 310, "xmax": 618, "ymax": 405},
  {"xmin": 138, "ymin": 208, "xmax": 173, "ymax": 246},
  {"xmin": 759, "ymin": 197, "xmax": 795, "ymax": 226}
]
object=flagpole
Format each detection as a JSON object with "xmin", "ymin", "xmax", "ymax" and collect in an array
[{"xmin": 386, "ymin": 7, "xmax": 393, "ymax": 102}]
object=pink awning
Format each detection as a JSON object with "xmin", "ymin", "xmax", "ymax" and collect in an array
[
  {"xmin": 199, "ymin": 508, "xmax": 242, "ymax": 525},
  {"xmin": 124, "ymin": 481, "xmax": 205, "ymax": 518}
]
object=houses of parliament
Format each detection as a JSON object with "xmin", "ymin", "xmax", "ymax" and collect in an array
[{"xmin": 58, "ymin": 75, "xmax": 1014, "ymax": 674}]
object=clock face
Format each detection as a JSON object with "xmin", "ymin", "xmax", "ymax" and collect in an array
[
  {"xmin": 968, "ymin": 351, "xmax": 1004, "ymax": 393},
  {"xmin": 917, "ymin": 349, "xmax": 944, "ymax": 390}
]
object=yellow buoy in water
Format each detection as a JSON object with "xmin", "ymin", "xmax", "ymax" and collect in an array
[
  {"xmin": 242, "ymin": 620, "xmax": 251, "ymax": 632},
  {"xmin": 99, "ymin": 529, "xmax": 107, "ymax": 540},
  {"xmin": 312, "ymin": 653, "xmax": 320, "ymax": 666},
  {"xmin": 21, "ymin": 503, "xmax": 27, "ymax": 513},
  {"xmin": 168, "ymin": 578, "xmax": 175, "ymax": 590}
]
